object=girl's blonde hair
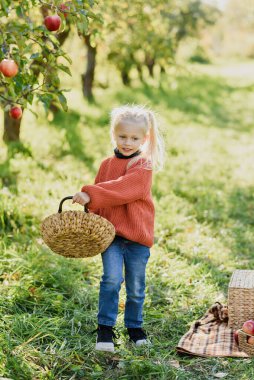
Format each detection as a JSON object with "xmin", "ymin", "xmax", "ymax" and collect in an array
[{"xmin": 110, "ymin": 105, "xmax": 165, "ymax": 172}]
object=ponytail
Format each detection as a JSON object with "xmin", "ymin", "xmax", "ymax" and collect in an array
[{"xmin": 147, "ymin": 110, "xmax": 165, "ymax": 172}]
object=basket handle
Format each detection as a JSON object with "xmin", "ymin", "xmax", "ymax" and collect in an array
[{"xmin": 58, "ymin": 196, "xmax": 89, "ymax": 213}]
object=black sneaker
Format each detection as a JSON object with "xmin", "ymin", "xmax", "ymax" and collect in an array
[
  {"xmin": 127, "ymin": 327, "xmax": 150, "ymax": 346},
  {"xmin": 93, "ymin": 324, "xmax": 118, "ymax": 352}
]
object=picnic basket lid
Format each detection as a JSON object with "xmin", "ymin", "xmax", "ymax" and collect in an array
[
  {"xmin": 41, "ymin": 196, "xmax": 115, "ymax": 258},
  {"xmin": 229, "ymin": 270, "xmax": 254, "ymax": 289}
]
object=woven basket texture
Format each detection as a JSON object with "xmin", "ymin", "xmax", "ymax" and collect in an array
[
  {"xmin": 41, "ymin": 198, "xmax": 115, "ymax": 258},
  {"xmin": 228, "ymin": 270, "xmax": 254, "ymax": 329},
  {"xmin": 238, "ymin": 329, "xmax": 254, "ymax": 356}
]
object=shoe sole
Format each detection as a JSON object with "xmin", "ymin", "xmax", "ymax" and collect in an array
[
  {"xmin": 135, "ymin": 339, "xmax": 151, "ymax": 346},
  {"xmin": 95, "ymin": 342, "xmax": 115, "ymax": 352}
]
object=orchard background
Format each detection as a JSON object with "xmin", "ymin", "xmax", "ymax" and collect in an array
[{"xmin": 1, "ymin": 0, "xmax": 254, "ymax": 379}]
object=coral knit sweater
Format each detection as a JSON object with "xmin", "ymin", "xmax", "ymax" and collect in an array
[{"xmin": 81, "ymin": 155, "xmax": 155, "ymax": 247}]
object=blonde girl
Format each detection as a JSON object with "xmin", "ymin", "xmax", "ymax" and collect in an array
[{"xmin": 73, "ymin": 105, "xmax": 165, "ymax": 352}]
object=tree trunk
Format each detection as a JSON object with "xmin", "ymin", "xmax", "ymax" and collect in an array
[
  {"xmin": 82, "ymin": 35, "xmax": 96, "ymax": 101},
  {"xmin": 136, "ymin": 63, "xmax": 144, "ymax": 82},
  {"xmin": 160, "ymin": 65, "xmax": 166, "ymax": 74},
  {"xmin": 121, "ymin": 70, "xmax": 130, "ymax": 86},
  {"xmin": 3, "ymin": 110, "xmax": 22, "ymax": 143},
  {"xmin": 145, "ymin": 54, "xmax": 155, "ymax": 77}
]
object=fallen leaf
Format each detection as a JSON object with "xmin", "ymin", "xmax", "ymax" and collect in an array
[
  {"xmin": 28, "ymin": 287, "xmax": 37, "ymax": 295},
  {"xmin": 169, "ymin": 360, "xmax": 180, "ymax": 368},
  {"xmin": 214, "ymin": 373, "xmax": 228, "ymax": 378},
  {"xmin": 111, "ymin": 356, "xmax": 121, "ymax": 361}
]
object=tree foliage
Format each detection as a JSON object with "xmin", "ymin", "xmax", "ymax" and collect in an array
[
  {"xmin": 101, "ymin": 0, "xmax": 218, "ymax": 82},
  {"xmin": 0, "ymin": 0, "xmax": 101, "ymax": 114}
]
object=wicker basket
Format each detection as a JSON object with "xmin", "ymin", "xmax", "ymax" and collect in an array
[
  {"xmin": 41, "ymin": 196, "xmax": 115, "ymax": 258},
  {"xmin": 238, "ymin": 329, "xmax": 254, "ymax": 356},
  {"xmin": 228, "ymin": 270, "xmax": 254, "ymax": 329}
]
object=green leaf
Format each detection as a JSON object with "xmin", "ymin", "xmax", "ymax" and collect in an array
[
  {"xmin": 16, "ymin": 5, "xmax": 24, "ymax": 17},
  {"xmin": 7, "ymin": 84, "xmax": 16, "ymax": 98},
  {"xmin": 57, "ymin": 93, "xmax": 68, "ymax": 112},
  {"xmin": 28, "ymin": 107, "xmax": 38, "ymax": 118},
  {"xmin": 77, "ymin": 20, "xmax": 88, "ymax": 36},
  {"xmin": 30, "ymin": 53, "xmax": 40, "ymax": 60},
  {"xmin": 4, "ymin": 104, "xmax": 11, "ymax": 112},
  {"xmin": 57, "ymin": 64, "xmax": 72, "ymax": 76},
  {"xmin": 62, "ymin": 54, "xmax": 72, "ymax": 64},
  {"xmin": 38, "ymin": 93, "xmax": 54, "ymax": 113},
  {"xmin": 27, "ymin": 93, "xmax": 34, "ymax": 105}
]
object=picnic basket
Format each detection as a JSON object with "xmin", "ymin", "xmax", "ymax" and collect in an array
[
  {"xmin": 228, "ymin": 270, "xmax": 254, "ymax": 329},
  {"xmin": 238, "ymin": 329, "xmax": 254, "ymax": 356},
  {"xmin": 41, "ymin": 196, "xmax": 115, "ymax": 258}
]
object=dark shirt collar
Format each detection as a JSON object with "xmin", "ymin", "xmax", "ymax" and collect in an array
[{"xmin": 114, "ymin": 147, "xmax": 141, "ymax": 159}]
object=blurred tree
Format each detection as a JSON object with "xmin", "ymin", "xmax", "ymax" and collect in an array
[
  {"xmin": 82, "ymin": 34, "xmax": 97, "ymax": 101},
  {"xmin": 217, "ymin": 0, "xmax": 254, "ymax": 57},
  {"xmin": 104, "ymin": 0, "xmax": 218, "ymax": 86},
  {"xmin": 225, "ymin": 0, "xmax": 254, "ymax": 28},
  {"xmin": 80, "ymin": 7, "xmax": 102, "ymax": 101},
  {"xmin": 204, "ymin": 0, "xmax": 254, "ymax": 58},
  {"xmin": 80, "ymin": 0, "xmax": 218, "ymax": 99}
]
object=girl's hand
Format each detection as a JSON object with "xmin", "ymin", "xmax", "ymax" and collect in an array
[{"xmin": 72, "ymin": 191, "xmax": 90, "ymax": 206}]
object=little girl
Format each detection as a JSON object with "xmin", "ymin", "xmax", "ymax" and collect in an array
[{"xmin": 72, "ymin": 105, "xmax": 165, "ymax": 352}]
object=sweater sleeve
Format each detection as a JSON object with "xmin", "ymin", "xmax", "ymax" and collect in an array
[
  {"xmin": 85, "ymin": 161, "xmax": 104, "ymax": 213},
  {"xmin": 93, "ymin": 163, "xmax": 103, "ymax": 185},
  {"xmin": 81, "ymin": 163, "xmax": 152, "ymax": 209}
]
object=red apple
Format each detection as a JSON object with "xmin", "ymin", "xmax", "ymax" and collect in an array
[
  {"xmin": 248, "ymin": 336, "xmax": 254, "ymax": 345},
  {"xmin": 234, "ymin": 329, "xmax": 240, "ymax": 345},
  {"xmin": 44, "ymin": 15, "xmax": 61, "ymax": 31},
  {"xmin": 59, "ymin": 3, "xmax": 69, "ymax": 18},
  {"xmin": 0, "ymin": 59, "xmax": 18, "ymax": 78},
  {"xmin": 242, "ymin": 320, "xmax": 254, "ymax": 335},
  {"xmin": 9, "ymin": 106, "xmax": 22, "ymax": 120}
]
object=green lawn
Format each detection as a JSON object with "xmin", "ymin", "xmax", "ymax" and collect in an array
[{"xmin": 1, "ymin": 60, "xmax": 254, "ymax": 379}]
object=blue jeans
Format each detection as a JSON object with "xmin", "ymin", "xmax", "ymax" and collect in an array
[{"xmin": 97, "ymin": 235, "xmax": 150, "ymax": 328}]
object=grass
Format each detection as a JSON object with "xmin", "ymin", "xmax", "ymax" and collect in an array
[{"xmin": 1, "ymin": 58, "xmax": 254, "ymax": 379}]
